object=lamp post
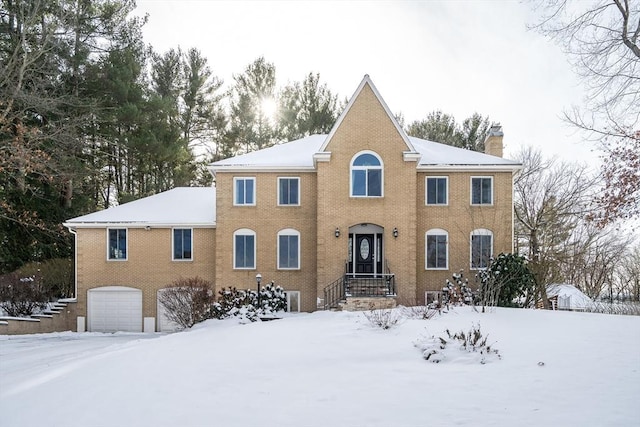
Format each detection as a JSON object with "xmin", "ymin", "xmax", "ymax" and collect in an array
[{"xmin": 256, "ymin": 273, "xmax": 262, "ymax": 308}]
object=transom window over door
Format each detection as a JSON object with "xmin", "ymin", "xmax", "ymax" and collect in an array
[{"xmin": 351, "ymin": 151, "xmax": 383, "ymax": 197}]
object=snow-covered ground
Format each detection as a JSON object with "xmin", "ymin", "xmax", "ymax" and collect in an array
[{"xmin": 1, "ymin": 307, "xmax": 638, "ymax": 427}]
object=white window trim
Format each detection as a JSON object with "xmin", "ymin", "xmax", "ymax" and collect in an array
[
  {"xmin": 106, "ymin": 228, "xmax": 128, "ymax": 261},
  {"xmin": 470, "ymin": 176, "xmax": 494, "ymax": 206},
  {"xmin": 277, "ymin": 177, "xmax": 301, "ymax": 206},
  {"xmin": 277, "ymin": 228, "xmax": 301, "ymax": 270},
  {"xmin": 470, "ymin": 228, "xmax": 493, "ymax": 270},
  {"xmin": 233, "ymin": 177, "xmax": 256, "ymax": 206},
  {"xmin": 425, "ymin": 176, "xmax": 449, "ymax": 206},
  {"xmin": 350, "ymin": 150, "xmax": 384, "ymax": 198},
  {"xmin": 286, "ymin": 291, "xmax": 301, "ymax": 312},
  {"xmin": 233, "ymin": 228, "xmax": 256, "ymax": 270},
  {"xmin": 425, "ymin": 228, "xmax": 449, "ymax": 270},
  {"xmin": 172, "ymin": 228, "xmax": 193, "ymax": 261}
]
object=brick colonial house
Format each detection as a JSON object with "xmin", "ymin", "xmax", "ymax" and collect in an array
[{"xmin": 64, "ymin": 75, "xmax": 521, "ymax": 332}]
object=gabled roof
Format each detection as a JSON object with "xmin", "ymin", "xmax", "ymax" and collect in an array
[
  {"xmin": 64, "ymin": 187, "xmax": 216, "ymax": 228},
  {"xmin": 318, "ymin": 75, "xmax": 417, "ymax": 155}
]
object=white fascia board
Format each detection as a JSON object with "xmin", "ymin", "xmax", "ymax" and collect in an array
[
  {"xmin": 63, "ymin": 222, "xmax": 216, "ymax": 229},
  {"xmin": 417, "ymin": 164, "xmax": 523, "ymax": 173},
  {"xmin": 209, "ymin": 166, "xmax": 317, "ymax": 174}
]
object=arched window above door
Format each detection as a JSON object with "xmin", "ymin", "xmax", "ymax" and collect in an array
[{"xmin": 350, "ymin": 151, "xmax": 383, "ymax": 197}]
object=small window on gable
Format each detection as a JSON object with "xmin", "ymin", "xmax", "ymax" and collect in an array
[
  {"xmin": 107, "ymin": 228, "xmax": 127, "ymax": 260},
  {"xmin": 278, "ymin": 177, "xmax": 300, "ymax": 206},
  {"xmin": 351, "ymin": 152, "xmax": 383, "ymax": 197},
  {"xmin": 234, "ymin": 177, "xmax": 255, "ymax": 206},
  {"xmin": 173, "ymin": 228, "xmax": 192, "ymax": 261},
  {"xmin": 278, "ymin": 228, "xmax": 300, "ymax": 270},
  {"xmin": 471, "ymin": 229, "xmax": 493, "ymax": 269},
  {"xmin": 426, "ymin": 177, "xmax": 448, "ymax": 205},
  {"xmin": 234, "ymin": 229, "xmax": 256, "ymax": 269},
  {"xmin": 471, "ymin": 177, "xmax": 493, "ymax": 205},
  {"xmin": 426, "ymin": 229, "xmax": 448, "ymax": 270}
]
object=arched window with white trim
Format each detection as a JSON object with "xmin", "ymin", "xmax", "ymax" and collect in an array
[
  {"xmin": 426, "ymin": 229, "xmax": 448, "ymax": 270},
  {"xmin": 350, "ymin": 151, "xmax": 383, "ymax": 197},
  {"xmin": 234, "ymin": 228, "xmax": 256, "ymax": 269},
  {"xmin": 471, "ymin": 228, "xmax": 493, "ymax": 269},
  {"xmin": 277, "ymin": 228, "xmax": 300, "ymax": 270}
]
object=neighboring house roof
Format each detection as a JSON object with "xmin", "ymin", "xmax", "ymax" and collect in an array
[
  {"xmin": 209, "ymin": 134, "xmax": 521, "ymax": 173},
  {"xmin": 547, "ymin": 284, "xmax": 594, "ymax": 310},
  {"xmin": 64, "ymin": 187, "xmax": 216, "ymax": 228}
]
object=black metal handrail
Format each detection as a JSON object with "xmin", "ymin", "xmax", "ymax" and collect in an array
[{"xmin": 323, "ymin": 276, "xmax": 346, "ymax": 310}]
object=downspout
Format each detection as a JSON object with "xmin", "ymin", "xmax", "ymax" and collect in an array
[{"xmin": 65, "ymin": 226, "xmax": 78, "ymax": 301}]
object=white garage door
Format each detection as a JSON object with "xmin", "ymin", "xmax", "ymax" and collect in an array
[
  {"xmin": 157, "ymin": 289, "xmax": 181, "ymax": 332},
  {"xmin": 88, "ymin": 286, "xmax": 142, "ymax": 332}
]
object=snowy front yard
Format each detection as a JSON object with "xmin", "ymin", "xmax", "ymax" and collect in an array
[{"xmin": 1, "ymin": 307, "xmax": 638, "ymax": 427}]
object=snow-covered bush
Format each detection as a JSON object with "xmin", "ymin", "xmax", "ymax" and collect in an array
[
  {"xmin": 212, "ymin": 282, "xmax": 287, "ymax": 322},
  {"xmin": 476, "ymin": 253, "xmax": 536, "ymax": 309},
  {"xmin": 442, "ymin": 270, "xmax": 476, "ymax": 307},
  {"xmin": 158, "ymin": 277, "xmax": 215, "ymax": 329},
  {"xmin": 415, "ymin": 323, "xmax": 501, "ymax": 364},
  {"xmin": 0, "ymin": 273, "xmax": 48, "ymax": 317},
  {"xmin": 363, "ymin": 307, "xmax": 401, "ymax": 329},
  {"xmin": 397, "ymin": 302, "xmax": 439, "ymax": 320}
]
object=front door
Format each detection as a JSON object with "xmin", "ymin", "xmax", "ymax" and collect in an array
[{"xmin": 355, "ymin": 234, "xmax": 374, "ymax": 275}]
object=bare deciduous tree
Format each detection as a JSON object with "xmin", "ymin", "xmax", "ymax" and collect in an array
[{"xmin": 530, "ymin": 0, "xmax": 640, "ymax": 226}]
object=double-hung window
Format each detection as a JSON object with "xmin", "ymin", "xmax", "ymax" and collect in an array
[
  {"xmin": 351, "ymin": 152, "xmax": 383, "ymax": 197},
  {"xmin": 471, "ymin": 229, "xmax": 493, "ymax": 269},
  {"xmin": 234, "ymin": 229, "xmax": 256, "ymax": 269},
  {"xmin": 426, "ymin": 177, "xmax": 448, "ymax": 205},
  {"xmin": 278, "ymin": 229, "xmax": 300, "ymax": 269},
  {"xmin": 234, "ymin": 177, "xmax": 255, "ymax": 206},
  {"xmin": 426, "ymin": 229, "xmax": 448, "ymax": 269},
  {"xmin": 173, "ymin": 228, "xmax": 192, "ymax": 261},
  {"xmin": 107, "ymin": 228, "xmax": 127, "ymax": 260},
  {"xmin": 278, "ymin": 177, "xmax": 300, "ymax": 206},
  {"xmin": 471, "ymin": 177, "xmax": 493, "ymax": 205}
]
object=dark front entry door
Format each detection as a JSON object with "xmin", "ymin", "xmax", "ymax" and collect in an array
[{"xmin": 355, "ymin": 234, "xmax": 374, "ymax": 274}]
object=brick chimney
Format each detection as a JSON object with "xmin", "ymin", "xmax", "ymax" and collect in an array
[{"xmin": 484, "ymin": 124, "xmax": 504, "ymax": 158}]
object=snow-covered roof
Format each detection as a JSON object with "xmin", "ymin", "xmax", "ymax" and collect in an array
[
  {"xmin": 64, "ymin": 187, "xmax": 216, "ymax": 228},
  {"xmin": 209, "ymin": 134, "xmax": 521, "ymax": 172},
  {"xmin": 547, "ymin": 284, "xmax": 594, "ymax": 310}
]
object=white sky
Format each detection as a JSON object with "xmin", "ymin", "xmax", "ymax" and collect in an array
[{"xmin": 134, "ymin": 0, "xmax": 599, "ymax": 165}]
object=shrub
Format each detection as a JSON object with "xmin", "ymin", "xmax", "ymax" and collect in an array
[
  {"xmin": 415, "ymin": 323, "xmax": 500, "ymax": 364},
  {"xmin": 476, "ymin": 253, "xmax": 536, "ymax": 308},
  {"xmin": 442, "ymin": 270, "xmax": 476, "ymax": 306},
  {"xmin": 17, "ymin": 258, "xmax": 73, "ymax": 299},
  {"xmin": 212, "ymin": 282, "xmax": 287, "ymax": 322},
  {"xmin": 158, "ymin": 277, "xmax": 215, "ymax": 329},
  {"xmin": 0, "ymin": 273, "xmax": 49, "ymax": 317},
  {"xmin": 363, "ymin": 305, "xmax": 401, "ymax": 329},
  {"xmin": 396, "ymin": 298, "xmax": 439, "ymax": 320}
]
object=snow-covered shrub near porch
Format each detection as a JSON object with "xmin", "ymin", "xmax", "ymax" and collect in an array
[
  {"xmin": 415, "ymin": 323, "xmax": 501, "ymax": 364},
  {"xmin": 0, "ymin": 273, "xmax": 48, "ymax": 317},
  {"xmin": 212, "ymin": 283, "xmax": 287, "ymax": 322}
]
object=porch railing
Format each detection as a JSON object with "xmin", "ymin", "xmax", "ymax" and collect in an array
[{"xmin": 323, "ymin": 260, "xmax": 396, "ymax": 310}]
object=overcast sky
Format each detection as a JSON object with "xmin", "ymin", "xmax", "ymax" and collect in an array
[{"xmin": 134, "ymin": 0, "xmax": 598, "ymax": 165}]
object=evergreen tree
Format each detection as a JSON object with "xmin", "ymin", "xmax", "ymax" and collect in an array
[{"xmin": 407, "ymin": 111, "xmax": 491, "ymax": 152}]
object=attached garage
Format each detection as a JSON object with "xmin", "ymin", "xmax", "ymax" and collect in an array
[{"xmin": 88, "ymin": 286, "xmax": 142, "ymax": 332}]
